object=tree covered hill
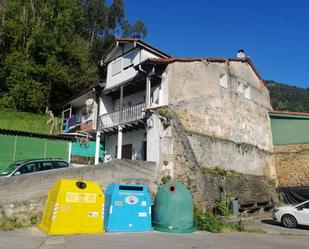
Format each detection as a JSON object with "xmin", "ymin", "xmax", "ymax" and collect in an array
[
  {"xmin": 0, "ymin": 0, "xmax": 147, "ymax": 114},
  {"xmin": 265, "ymin": 80, "xmax": 309, "ymax": 112}
]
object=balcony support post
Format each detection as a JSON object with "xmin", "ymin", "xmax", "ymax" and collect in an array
[
  {"xmin": 145, "ymin": 67, "xmax": 155, "ymax": 109},
  {"xmin": 117, "ymin": 126, "xmax": 123, "ymax": 159},
  {"xmin": 94, "ymin": 130, "xmax": 101, "ymax": 165}
]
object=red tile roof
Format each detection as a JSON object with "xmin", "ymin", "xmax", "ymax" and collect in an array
[
  {"xmin": 143, "ymin": 57, "xmax": 266, "ymax": 88},
  {"xmin": 269, "ymin": 110, "xmax": 309, "ymax": 116},
  {"xmin": 114, "ymin": 37, "xmax": 140, "ymax": 42}
]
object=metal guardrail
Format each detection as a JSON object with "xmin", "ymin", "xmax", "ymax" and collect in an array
[{"xmin": 99, "ymin": 103, "xmax": 145, "ymax": 129}]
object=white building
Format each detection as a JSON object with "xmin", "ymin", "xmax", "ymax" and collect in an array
[
  {"xmin": 63, "ymin": 38, "xmax": 171, "ymax": 164},
  {"xmin": 62, "ymin": 39, "xmax": 274, "ymax": 179}
]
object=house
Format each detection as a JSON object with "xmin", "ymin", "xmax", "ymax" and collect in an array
[{"xmin": 62, "ymin": 38, "xmax": 275, "ymax": 179}]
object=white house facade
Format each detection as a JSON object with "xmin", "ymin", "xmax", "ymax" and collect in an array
[{"xmin": 62, "ymin": 38, "xmax": 274, "ymax": 178}]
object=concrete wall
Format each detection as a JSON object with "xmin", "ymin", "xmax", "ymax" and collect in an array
[
  {"xmin": 105, "ymin": 129, "xmax": 146, "ymax": 160},
  {"xmin": 163, "ymin": 61, "xmax": 274, "ymax": 177},
  {"xmin": 274, "ymin": 144, "xmax": 309, "ymax": 187},
  {"xmin": 146, "ymin": 113, "xmax": 164, "ymax": 166},
  {"xmin": 0, "ymin": 160, "xmax": 157, "ymax": 206}
]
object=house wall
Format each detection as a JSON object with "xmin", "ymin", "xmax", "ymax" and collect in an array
[
  {"xmin": 114, "ymin": 91, "xmax": 146, "ymax": 110},
  {"xmin": 164, "ymin": 61, "xmax": 274, "ymax": 177},
  {"xmin": 106, "ymin": 47, "xmax": 160, "ymax": 89},
  {"xmin": 100, "ymin": 95, "xmax": 114, "ymax": 115},
  {"xmin": 146, "ymin": 114, "xmax": 163, "ymax": 165},
  {"xmin": 63, "ymin": 92, "xmax": 96, "ymax": 132},
  {"xmin": 104, "ymin": 129, "xmax": 146, "ymax": 160}
]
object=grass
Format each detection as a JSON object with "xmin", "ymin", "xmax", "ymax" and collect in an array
[
  {"xmin": 0, "ymin": 217, "xmax": 23, "ymax": 230},
  {"xmin": 194, "ymin": 208, "xmax": 267, "ymax": 234},
  {"xmin": 202, "ymin": 167, "xmax": 240, "ymax": 177},
  {"xmin": 0, "ymin": 108, "xmax": 59, "ymax": 134}
]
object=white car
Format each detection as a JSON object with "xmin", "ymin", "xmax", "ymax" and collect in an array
[{"xmin": 272, "ymin": 200, "xmax": 309, "ymax": 228}]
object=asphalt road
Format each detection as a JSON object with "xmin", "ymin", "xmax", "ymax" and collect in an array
[{"xmin": 0, "ymin": 228, "xmax": 309, "ymax": 249}]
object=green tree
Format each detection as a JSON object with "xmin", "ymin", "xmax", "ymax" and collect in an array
[{"xmin": 0, "ymin": 0, "xmax": 148, "ymax": 113}]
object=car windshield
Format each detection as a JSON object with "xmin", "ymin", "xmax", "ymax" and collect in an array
[{"xmin": 0, "ymin": 162, "xmax": 23, "ymax": 176}]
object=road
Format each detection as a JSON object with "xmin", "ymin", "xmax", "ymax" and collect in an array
[{"xmin": 0, "ymin": 228, "xmax": 309, "ymax": 249}]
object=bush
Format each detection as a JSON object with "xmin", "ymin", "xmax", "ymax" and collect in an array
[
  {"xmin": 230, "ymin": 220, "xmax": 245, "ymax": 232},
  {"xmin": 194, "ymin": 209, "xmax": 224, "ymax": 233},
  {"xmin": 216, "ymin": 200, "xmax": 231, "ymax": 216},
  {"xmin": 157, "ymin": 108, "xmax": 172, "ymax": 121}
]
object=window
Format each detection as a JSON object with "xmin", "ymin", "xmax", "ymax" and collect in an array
[
  {"xmin": 244, "ymin": 85, "xmax": 251, "ymax": 100},
  {"xmin": 123, "ymin": 51, "xmax": 134, "ymax": 69},
  {"xmin": 299, "ymin": 202, "xmax": 309, "ymax": 209},
  {"xmin": 54, "ymin": 161, "xmax": 69, "ymax": 169},
  {"xmin": 112, "ymin": 59, "xmax": 122, "ymax": 76},
  {"xmin": 219, "ymin": 73, "xmax": 228, "ymax": 88},
  {"xmin": 37, "ymin": 161, "xmax": 53, "ymax": 172},
  {"xmin": 19, "ymin": 163, "xmax": 35, "ymax": 175}
]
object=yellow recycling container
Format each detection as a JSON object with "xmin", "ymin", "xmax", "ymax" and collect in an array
[{"xmin": 39, "ymin": 179, "xmax": 105, "ymax": 235}]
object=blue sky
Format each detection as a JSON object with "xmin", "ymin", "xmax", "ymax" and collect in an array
[{"xmin": 125, "ymin": 0, "xmax": 309, "ymax": 88}]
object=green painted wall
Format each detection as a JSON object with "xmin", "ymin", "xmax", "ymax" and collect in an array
[
  {"xmin": 72, "ymin": 141, "xmax": 104, "ymax": 158},
  {"xmin": 0, "ymin": 134, "xmax": 69, "ymax": 170},
  {"xmin": 270, "ymin": 113, "xmax": 309, "ymax": 145}
]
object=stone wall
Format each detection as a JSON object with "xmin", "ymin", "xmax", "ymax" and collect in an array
[
  {"xmin": 0, "ymin": 160, "xmax": 158, "ymax": 225},
  {"xmin": 274, "ymin": 144, "xmax": 309, "ymax": 187},
  {"xmin": 156, "ymin": 108, "xmax": 277, "ymax": 212},
  {"xmin": 164, "ymin": 61, "xmax": 274, "ymax": 178},
  {"xmin": 187, "ymin": 131, "xmax": 273, "ymax": 177}
]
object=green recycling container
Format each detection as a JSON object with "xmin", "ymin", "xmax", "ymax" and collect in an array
[{"xmin": 152, "ymin": 180, "xmax": 194, "ymax": 233}]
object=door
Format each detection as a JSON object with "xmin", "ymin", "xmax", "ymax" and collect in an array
[
  {"xmin": 142, "ymin": 141, "xmax": 147, "ymax": 161},
  {"xmin": 122, "ymin": 144, "xmax": 132, "ymax": 159},
  {"xmin": 295, "ymin": 202, "xmax": 309, "ymax": 225}
]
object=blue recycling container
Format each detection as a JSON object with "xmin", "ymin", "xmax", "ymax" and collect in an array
[{"xmin": 104, "ymin": 184, "xmax": 152, "ymax": 232}]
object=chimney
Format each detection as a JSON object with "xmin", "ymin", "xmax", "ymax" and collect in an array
[{"xmin": 237, "ymin": 49, "xmax": 246, "ymax": 59}]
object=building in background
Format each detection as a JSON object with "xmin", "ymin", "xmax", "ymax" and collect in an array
[{"xmin": 270, "ymin": 110, "xmax": 309, "ymax": 202}]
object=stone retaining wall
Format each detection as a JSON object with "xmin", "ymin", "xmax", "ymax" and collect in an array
[{"xmin": 274, "ymin": 144, "xmax": 309, "ymax": 187}]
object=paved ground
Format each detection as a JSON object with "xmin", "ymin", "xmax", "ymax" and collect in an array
[
  {"xmin": 1, "ymin": 227, "xmax": 309, "ymax": 249},
  {"xmin": 244, "ymin": 218, "xmax": 309, "ymax": 236}
]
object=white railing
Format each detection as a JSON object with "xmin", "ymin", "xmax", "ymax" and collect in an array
[{"xmin": 99, "ymin": 103, "xmax": 145, "ymax": 129}]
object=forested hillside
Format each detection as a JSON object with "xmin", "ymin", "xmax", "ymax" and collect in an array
[
  {"xmin": 265, "ymin": 80, "xmax": 309, "ymax": 112},
  {"xmin": 0, "ymin": 0, "xmax": 147, "ymax": 114}
]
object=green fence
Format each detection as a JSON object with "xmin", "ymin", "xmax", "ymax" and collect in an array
[
  {"xmin": 72, "ymin": 141, "xmax": 104, "ymax": 158},
  {"xmin": 0, "ymin": 134, "xmax": 70, "ymax": 170},
  {"xmin": 270, "ymin": 112, "xmax": 309, "ymax": 145}
]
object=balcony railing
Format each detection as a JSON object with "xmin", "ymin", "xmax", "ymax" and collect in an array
[{"xmin": 99, "ymin": 103, "xmax": 145, "ymax": 129}]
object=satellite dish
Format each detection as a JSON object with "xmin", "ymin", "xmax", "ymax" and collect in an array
[{"xmin": 85, "ymin": 98, "xmax": 94, "ymax": 106}]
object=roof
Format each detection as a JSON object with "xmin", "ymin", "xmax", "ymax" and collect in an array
[
  {"xmin": 0, "ymin": 128, "xmax": 74, "ymax": 141},
  {"xmin": 143, "ymin": 57, "xmax": 261, "ymax": 77},
  {"xmin": 269, "ymin": 110, "xmax": 309, "ymax": 118},
  {"xmin": 102, "ymin": 37, "xmax": 171, "ymax": 63},
  {"xmin": 140, "ymin": 57, "xmax": 266, "ymax": 88}
]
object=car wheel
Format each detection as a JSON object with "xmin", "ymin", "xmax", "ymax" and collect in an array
[{"xmin": 281, "ymin": 214, "xmax": 297, "ymax": 228}]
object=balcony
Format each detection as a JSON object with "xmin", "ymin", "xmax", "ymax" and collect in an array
[{"xmin": 99, "ymin": 103, "xmax": 146, "ymax": 130}]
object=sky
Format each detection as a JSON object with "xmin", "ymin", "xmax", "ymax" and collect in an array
[{"xmin": 125, "ymin": 0, "xmax": 309, "ymax": 88}]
